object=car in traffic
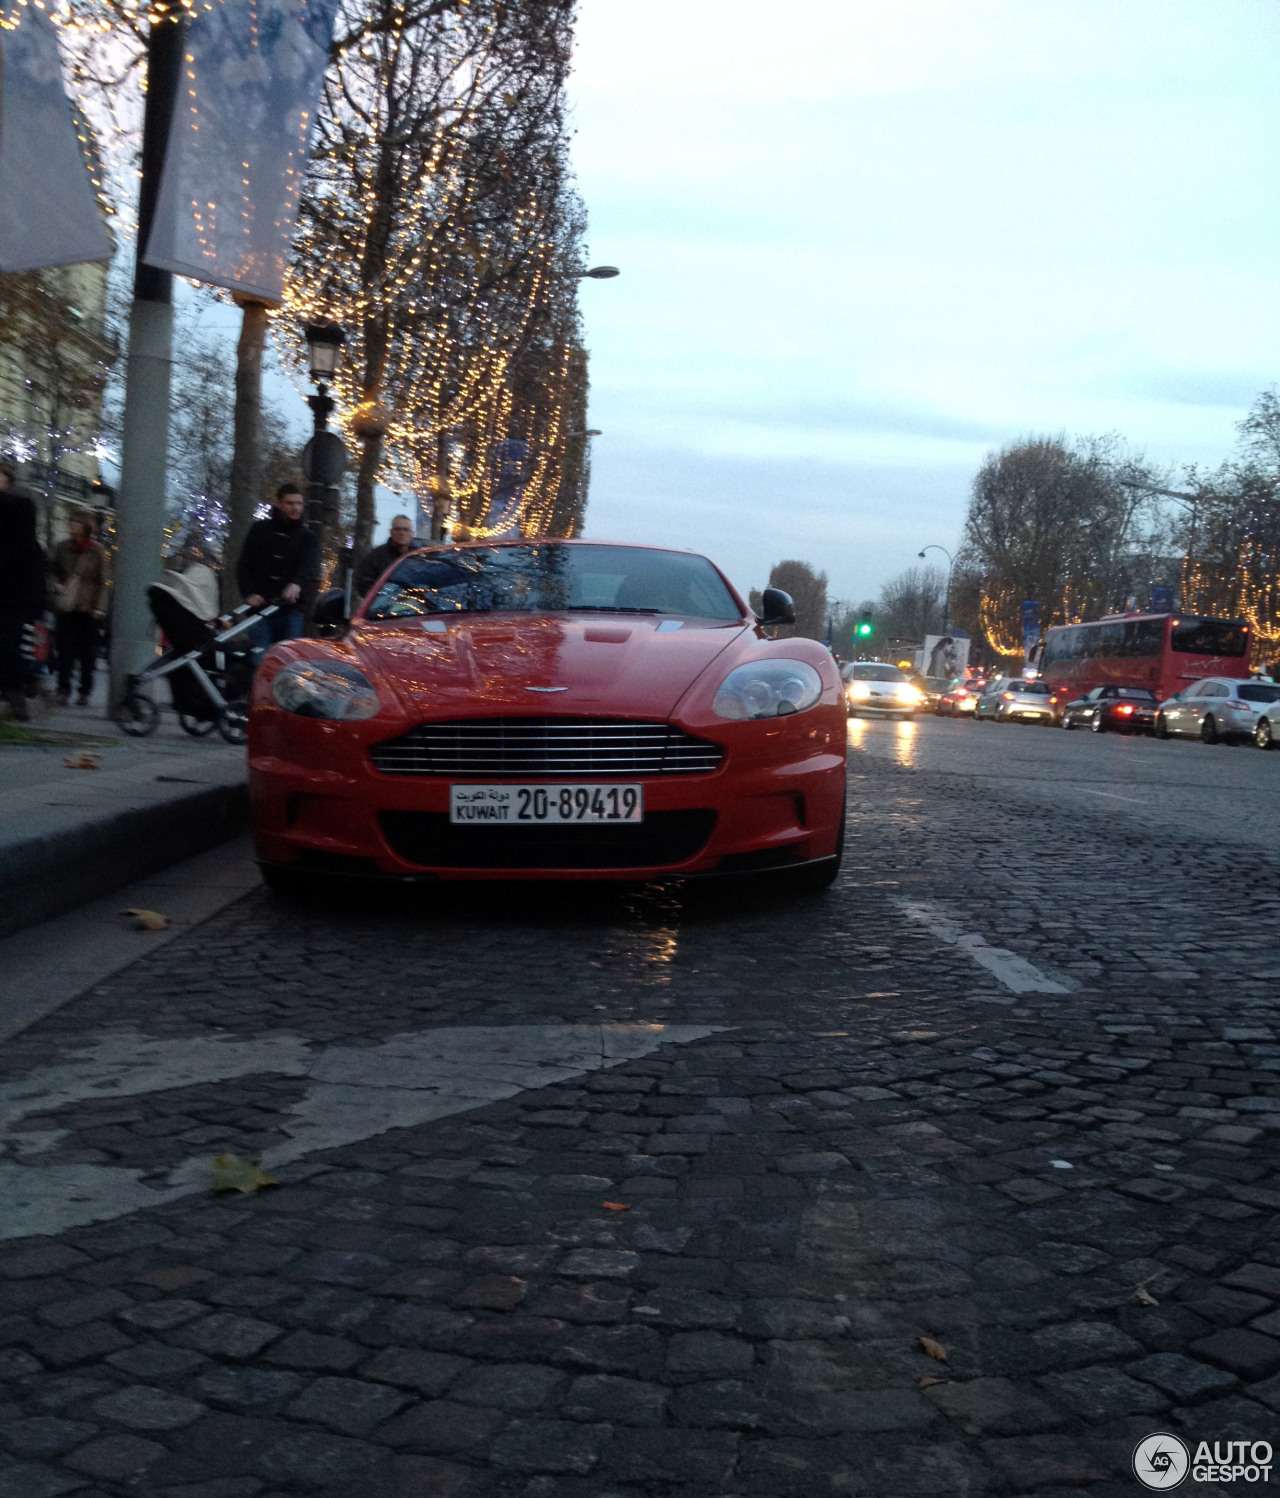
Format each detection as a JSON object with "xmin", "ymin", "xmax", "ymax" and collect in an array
[
  {"xmin": 841, "ymin": 661, "xmax": 921, "ymax": 719},
  {"xmin": 974, "ymin": 677, "xmax": 1055, "ymax": 723},
  {"xmin": 937, "ymin": 679, "xmax": 983, "ymax": 717},
  {"xmin": 919, "ymin": 675, "xmax": 952, "ymax": 713},
  {"xmin": 1154, "ymin": 676, "xmax": 1280, "ymax": 744},
  {"xmin": 248, "ymin": 540, "xmax": 848, "ymax": 893},
  {"xmin": 1060, "ymin": 684, "xmax": 1158, "ymax": 734}
]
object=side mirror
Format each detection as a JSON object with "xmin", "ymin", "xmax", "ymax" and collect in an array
[
  {"xmin": 312, "ymin": 588, "xmax": 349, "ymax": 636},
  {"xmin": 757, "ymin": 588, "xmax": 795, "ymax": 626}
]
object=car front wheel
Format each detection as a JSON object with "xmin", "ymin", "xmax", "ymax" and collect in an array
[
  {"xmin": 1090, "ymin": 711, "xmax": 1105, "ymax": 733},
  {"xmin": 1257, "ymin": 717, "xmax": 1274, "ymax": 750},
  {"xmin": 1200, "ymin": 715, "xmax": 1219, "ymax": 744},
  {"xmin": 1062, "ymin": 713, "xmax": 1074, "ymax": 730}
]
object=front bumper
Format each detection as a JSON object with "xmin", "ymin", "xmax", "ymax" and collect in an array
[{"xmin": 249, "ymin": 711, "xmax": 846, "ymax": 881}]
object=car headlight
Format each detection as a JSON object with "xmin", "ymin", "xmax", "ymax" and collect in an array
[
  {"xmin": 896, "ymin": 685, "xmax": 921, "ymax": 704},
  {"xmin": 713, "ymin": 659, "xmax": 823, "ymax": 720},
  {"xmin": 271, "ymin": 660, "xmax": 381, "ymax": 720},
  {"xmin": 847, "ymin": 680, "xmax": 872, "ymax": 700}
]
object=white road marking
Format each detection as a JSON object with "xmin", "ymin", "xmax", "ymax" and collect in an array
[
  {"xmin": 1077, "ymin": 787, "xmax": 1146, "ymax": 804},
  {"xmin": 0, "ymin": 1023, "xmax": 719, "ymax": 1241},
  {"xmin": 900, "ymin": 902, "xmax": 1070, "ymax": 995}
]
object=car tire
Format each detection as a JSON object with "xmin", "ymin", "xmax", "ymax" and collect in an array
[
  {"xmin": 1200, "ymin": 715, "xmax": 1219, "ymax": 745},
  {"xmin": 1257, "ymin": 717, "xmax": 1274, "ymax": 750},
  {"xmin": 789, "ymin": 800, "xmax": 845, "ymax": 894},
  {"xmin": 1062, "ymin": 714, "xmax": 1074, "ymax": 730},
  {"xmin": 1090, "ymin": 711, "xmax": 1105, "ymax": 734},
  {"xmin": 1155, "ymin": 714, "xmax": 1169, "ymax": 740},
  {"xmin": 260, "ymin": 863, "xmax": 315, "ymax": 898}
]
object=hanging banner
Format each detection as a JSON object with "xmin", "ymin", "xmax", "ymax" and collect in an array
[
  {"xmin": 1021, "ymin": 598, "xmax": 1040, "ymax": 662},
  {"xmin": 0, "ymin": 6, "xmax": 112, "ymax": 272},
  {"xmin": 143, "ymin": 0, "xmax": 339, "ymax": 304}
]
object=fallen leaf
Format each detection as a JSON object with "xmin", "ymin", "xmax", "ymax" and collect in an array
[
  {"xmin": 121, "ymin": 908, "xmax": 168, "ymax": 931},
  {"xmin": 602, "ymin": 1202, "xmax": 630, "ymax": 1212},
  {"xmin": 919, "ymin": 1375, "xmax": 949, "ymax": 1388},
  {"xmin": 210, "ymin": 1154, "xmax": 280, "ymax": 1194},
  {"xmin": 919, "ymin": 1336, "xmax": 948, "ymax": 1362},
  {"xmin": 64, "ymin": 754, "xmax": 101, "ymax": 769}
]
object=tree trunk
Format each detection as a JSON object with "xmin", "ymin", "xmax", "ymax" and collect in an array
[
  {"xmin": 224, "ymin": 298, "xmax": 269, "ymax": 608},
  {"xmin": 354, "ymin": 428, "xmax": 383, "ymax": 558}
]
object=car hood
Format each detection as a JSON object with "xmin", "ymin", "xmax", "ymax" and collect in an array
[{"xmin": 347, "ymin": 614, "xmax": 750, "ymax": 719}]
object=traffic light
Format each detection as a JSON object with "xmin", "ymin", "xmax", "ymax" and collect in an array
[{"xmin": 856, "ymin": 614, "xmax": 874, "ymax": 639}]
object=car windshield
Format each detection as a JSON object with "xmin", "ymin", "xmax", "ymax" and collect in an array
[
  {"xmin": 847, "ymin": 664, "xmax": 904, "ymax": 681},
  {"xmin": 1239, "ymin": 683, "xmax": 1280, "ymax": 703},
  {"xmin": 1115, "ymin": 688, "xmax": 1157, "ymax": 701},
  {"xmin": 364, "ymin": 544, "xmax": 742, "ymax": 621}
]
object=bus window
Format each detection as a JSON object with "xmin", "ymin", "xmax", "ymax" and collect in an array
[
  {"xmin": 1123, "ymin": 618, "xmax": 1164, "ymax": 657},
  {"xmin": 1171, "ymin": 618, "xmax": 1248, "ymax": 657}
]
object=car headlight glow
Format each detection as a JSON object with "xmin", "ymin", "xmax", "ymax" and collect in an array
[
  {"xmin": 896, "ymin": 684, "xmax": 922, "ymax": 704},
  {"xmin": 847, "ymin": 680, "xmax": 872, "ymax": 700},
  {"xmin": 713, "ymin": 659, "xmax": 823, "ymax": 720},
  {"xmin": 271, "ymin": 660, "xmax": 381, "ymax": 720}
]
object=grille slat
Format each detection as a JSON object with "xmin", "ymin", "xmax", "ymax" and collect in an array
[{"xmin": 369, "ymin": 717, "xmax": 724, "ymax": 778}]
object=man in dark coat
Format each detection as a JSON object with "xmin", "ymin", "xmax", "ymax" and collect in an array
[
  {"xmin": 354, "ymin": 514, "xmax": 422, "ymax": 601},
  {"xmin": 236, "ymin": 483, "xmax": 321, "ymax": 657},
  {"xmin": 0, "ymin": 462, "xmax": 46, "ymax": 721}
]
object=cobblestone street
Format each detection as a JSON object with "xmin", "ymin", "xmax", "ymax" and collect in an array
[{"xmin": 2, "ymin": 719, "xmax": 1279, "ymax": 1497}]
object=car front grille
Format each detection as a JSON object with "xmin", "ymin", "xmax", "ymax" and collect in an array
[
  {"xmin": 378, "ymin": 810, "xmax": 718, "ymax": 870},
  {"xmin": 368, "ymin": 718, "xmax": 725, "ymax": 778}
]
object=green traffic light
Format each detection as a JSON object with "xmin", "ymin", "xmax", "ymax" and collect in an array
[{"xmin": 857, "ymin": 620, "xmax": 874, "ymax": 637}]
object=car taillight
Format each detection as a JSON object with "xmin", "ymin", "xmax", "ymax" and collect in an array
[
  {"xmin": 1226, "ymin": 701, "xmax": 1250, "ymax": 711},
  {"xmin": 1001, "ymin": 692, "xmax": 1014, "ymax": 700},
  {"xmin": 1116, "ymin": 704, "xmax": 1134, "ymax": 715}
]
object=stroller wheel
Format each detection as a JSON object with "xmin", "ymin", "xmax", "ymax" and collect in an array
[
  {"xmin": 178, "ymin": 712, "xmax": 217, "ymax": 738},
  {"xmin": 217, "ymin": 700, "xmax": 250, "ymax": 745},
  {"xmin": 115, "ymin": 692, "xmax": 159, "ymax": 737}
]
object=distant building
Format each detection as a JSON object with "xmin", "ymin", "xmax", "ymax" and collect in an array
[{"xmin": 0, "ymin": 258, "xmax": 116, "ymax": 547}]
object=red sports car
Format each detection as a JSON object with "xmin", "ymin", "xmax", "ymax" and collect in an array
[{"xmin": 248, "ymin": 541, "xmax": 847, "ymax": 891}]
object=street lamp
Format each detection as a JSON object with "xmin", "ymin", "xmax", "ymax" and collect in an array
[
  {"xmin": 568, "ymin": 429, "xmax": 602, "ymax": 438},
  {"xmin": 301, "ymin": 322, "xmax": 348, "ymax": 535},
  {"xmin": 918, "ymin": 544, "xmax": 955, "ymax": 634},
  {"xmin": 579, "ymin": 266, "xmax": 619, "ymax": 279}
]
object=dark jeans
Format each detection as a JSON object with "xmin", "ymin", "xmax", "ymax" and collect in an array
[
  {"xmin": 57, "ymin": 611, "xmax": 98, "ymax": 697},
  {"xmin": 0, "ymin": 607, "xmax": 28, "ymax": 692},
  {"xmin": 249, "ymin": 608, "xmax": 305, "ymax": 663}
]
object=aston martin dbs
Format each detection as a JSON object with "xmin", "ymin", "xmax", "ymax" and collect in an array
[{"xmin": 248, "ymin": 541, "xmax": 847, "ymax": 891}]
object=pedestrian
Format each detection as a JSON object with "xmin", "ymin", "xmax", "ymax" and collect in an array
[
  {"xmin": 0, "ymin": 461, "xmax": 46, "ymax": 721},
  {"xmin": 354, "ymin": 513, "xmax": 423, "ymax": 601},
  {"xmin": 50, "ymin": 512, "xmax": 111, "ymax": 706},
  {"xmin": 236, "ymin": 483, "xmax": 321, "ymax": 658}
]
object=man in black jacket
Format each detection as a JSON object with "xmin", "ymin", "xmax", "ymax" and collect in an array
[
  {"xmin": 236, "ymin": 484, "xmax": 321, "ymax": 658},
  {"xmin": 354, "ymin": 514, "xmax": 422, "ymax": 601},
  {"xmin": 0, "ymin": 462, "xmax": 45, "ymax": 721}
]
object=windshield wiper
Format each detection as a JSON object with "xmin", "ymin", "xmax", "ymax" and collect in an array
[{"xmin": 561, "ymin": 605, "xmax": 662, "ymax": 614}]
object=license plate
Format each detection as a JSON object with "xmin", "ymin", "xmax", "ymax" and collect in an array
[{"xmin": 450, "ymin": 783, "xmax": 644, "ymax": 825}]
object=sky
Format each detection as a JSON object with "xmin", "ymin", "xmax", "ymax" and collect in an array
[{"xmin": 565, "ymin": 0, "xmax": 1280, "ymax": 608}]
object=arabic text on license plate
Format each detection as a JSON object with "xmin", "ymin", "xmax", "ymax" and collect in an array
[{"xmin": 450, "ymin": 784, "xmax": 644, "ymax": 825}]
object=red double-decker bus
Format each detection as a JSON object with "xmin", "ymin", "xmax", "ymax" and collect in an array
[{"xmin": 1034, "ymin": 612, "xmax": 1251, "ymax": 702}]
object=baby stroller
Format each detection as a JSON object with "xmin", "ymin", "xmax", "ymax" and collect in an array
[{"xmin": 114, "ymin": 587, "xmax": 276, "ymax": 744}]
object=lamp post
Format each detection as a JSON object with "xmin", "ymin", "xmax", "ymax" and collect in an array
[
  {"xmin": 918, "ymin": 545, "xmax": 955, "ymax": 633},
  {"xmin": 300, "ymin": 322, "xmax": 348, "ymax": 536}
]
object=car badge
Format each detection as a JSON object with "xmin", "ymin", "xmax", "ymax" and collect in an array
[{"xmin": 525, "ymin": 686, "xmax": 569, "ymax": 693}]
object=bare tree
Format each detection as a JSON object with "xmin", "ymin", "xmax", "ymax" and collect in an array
[
  {"xmin": 748, "ymin": 560, "xmax": 827, "ymax": 641},
  {"xmin": 876, "ymin": 565, "xmax": 945, "ymax": 641}
]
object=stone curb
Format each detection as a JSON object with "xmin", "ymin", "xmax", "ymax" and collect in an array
[{"xmin": 0, "ymin": 776, "xmax": 249, "ymax": 938}]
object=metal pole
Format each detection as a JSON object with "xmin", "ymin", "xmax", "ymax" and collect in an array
[{"xmin": 108, "ymin": 16, "xmax": 184, "ymax": 712}]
